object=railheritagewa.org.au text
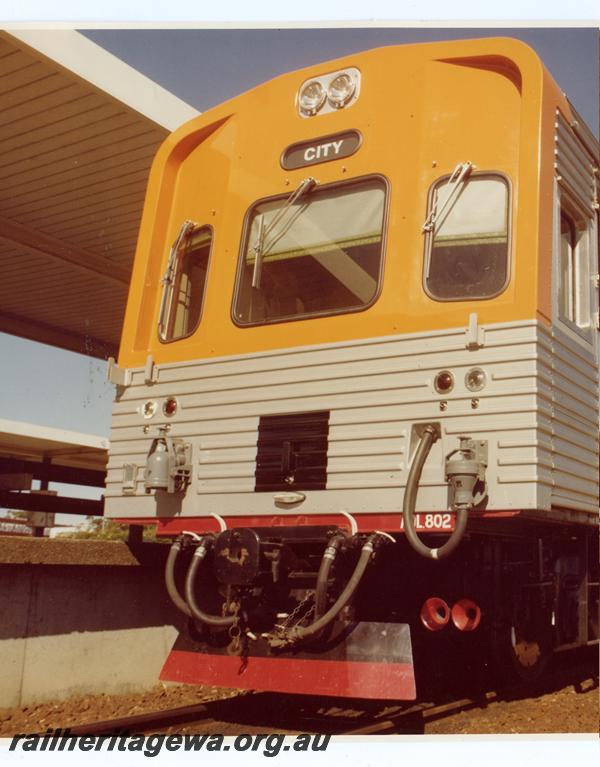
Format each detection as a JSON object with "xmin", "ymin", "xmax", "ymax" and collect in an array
[{"xmin": 9, "ymin": 729, "xmax": 331, "ymax": 758}]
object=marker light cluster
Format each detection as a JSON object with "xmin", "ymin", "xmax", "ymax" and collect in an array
[
  {"xmin": 141, "ymin": 398, "xmax": 179, "ymax": 419},
  {"xmin": 433, "ymin": 368, "xmax": 487, "ymax": 395},
  {"xmin": 298, "ymin": 68, "xmax": 360, "ymax": 117}
]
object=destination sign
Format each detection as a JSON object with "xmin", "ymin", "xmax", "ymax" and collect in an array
[{"xmin": 281, "ymin": 130, "xmax": 362, "ymax": 170}]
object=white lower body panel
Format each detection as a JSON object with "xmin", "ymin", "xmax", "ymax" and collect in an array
[{"xmin": 106, "ymin": 320, "xmax": 599, "ymax": 522}]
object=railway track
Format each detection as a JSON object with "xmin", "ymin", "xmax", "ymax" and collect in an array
[
  {"xmin": 67, "ymin": 694, "xmax": 493, "ymax": 736},
  {"xmin": 68, "ymin": 648, "xmax": 597, "ymax": 736}
]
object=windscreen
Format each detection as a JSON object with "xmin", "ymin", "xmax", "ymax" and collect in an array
[
  {"xmin": 425, "ymin": 175, "xmax": 510, "ymax": 300},
  {"xmin": 234, "ymin": 176, "xmax": 386, "ymax": 324}
]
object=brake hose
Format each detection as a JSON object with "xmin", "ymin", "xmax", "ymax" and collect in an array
[
  {"xmin": 165, "ymin": 538, "xmax": 192, "ymax": 617},
  {"xmin": 314, "ymin": 533, "xmax": 346, "ymax": 620},
  {"xmin": 184, "ymin": 537, "xmax": 236, "ymax": 629},
  {"xmin": 287, "ymin": 533, "xmax": 379, "ymax": 642},
  {"xmin": 403, "ymin": 425, "xmax": 468, "ymax": 560}
]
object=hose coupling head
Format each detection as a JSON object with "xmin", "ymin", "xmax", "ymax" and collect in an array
[
  {"xmin": 323, "ymin": 531, "xmax": 347, "ymax": 560},
  {"xmin": 175, "ymin": 533, "xmax": 194, "ymax": 551},
  {"xmin": 268, "ymin": 635, "xmax": 295, "ymax": 650},
  {"xmin": 144, "ymin": 428, "xmax": 192, "ymax": 494},
  {"xmin": 178, "ymin": 530, "xmax": 208, "ymax": 549},
  {"xmin": 445, "ymin": 437, "xmax": 488, "ymax": 511},
  {"xmin": 362, "ymin": 533, "xmax": 380, "ymax": 556},
  {"xmin": 193, "ymin": 536, "xmax": 214, "ymax": 560}
]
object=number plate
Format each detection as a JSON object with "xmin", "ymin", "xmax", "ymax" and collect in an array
[{"xmin": 400, "ymin": 513, "xmax": 455, "ymax": 532}]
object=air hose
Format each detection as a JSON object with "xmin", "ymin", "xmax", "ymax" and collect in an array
[
  {"xmin": 184, "ymin": 537, "xmax": 237, "ymax": 629},
  {"xmin": 314, "ymin": 532, "xmax": 346, "ymax": 620},
  {"xmin": 403, "ymin": 425, "xmax": 468, "ymax": 561},
  {"xmin": 286, "ymin": 533, "xmax": 379, "ymax": 642},
  {"xmin": 165, "ymin": 538, "xmax": 192, "ymax": 617}
]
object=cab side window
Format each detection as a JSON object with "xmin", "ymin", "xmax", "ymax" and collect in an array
[
  {"xmin": 559, "ymin": 206, "xmax": 591, "ymax": 329},
  {"xmin": 159, "ymin": 223, "xmax": 212, "ymax": 342}
]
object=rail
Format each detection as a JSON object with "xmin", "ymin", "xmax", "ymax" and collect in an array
[{"xmin": 62, "ymin": 649, "xmax": 597, "ymax": 736}]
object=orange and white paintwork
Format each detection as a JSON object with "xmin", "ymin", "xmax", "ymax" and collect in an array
[
  {"xmin": 106, "ymin": 38, "xmax": 598, "ymax": 527},
  {"xmin": 118, "ymin": 37, "xmax": 572, "ymax": 368}
]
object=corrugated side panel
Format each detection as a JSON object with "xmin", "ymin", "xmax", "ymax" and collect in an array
[
  {"xmin": 105, "ymin": 320, "xmax": 598, "ymax": 521},
  {"xmin": 555, "ymin": 111, "xmax": 597, "ymax": 215},
  {"xmin": 567, "ymin": 101, "xmax": 600, "ymax": 171},
  {"xmin": 549, "ymin": 324, "xmax": 599, "ymax": 513}
]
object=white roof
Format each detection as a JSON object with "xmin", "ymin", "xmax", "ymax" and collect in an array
[
  {"xmin": 0, "ymin": 417, "xmax": 108, "ymax": 471},
  {"xmin": 6, "ymin": 29, "xmax": 198, "ymax": 132},
  {"xmin": 0, "ymin": 29, "xmax": 200, "ymax": 358}
]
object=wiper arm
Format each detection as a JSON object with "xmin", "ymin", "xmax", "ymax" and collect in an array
[
  {"xmin": 251, "ymin": 214, "xmax": 266, "ymax": 289},
  {"xmin": 422, "ymin": 161, "xmax": 473, "ymax": 233},
  {"xmin": 158, "ymin": 219, "xmax": 197, "ymax": 338},
  {"xmin": 251, "ymin": 176, "xmax": 318, "ymax": 290}
]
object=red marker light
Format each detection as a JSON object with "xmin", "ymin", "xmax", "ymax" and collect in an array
[
  {"xmin": 163, "ymin": 397, "xmax": 178, "ymax": 417},
  {"xmin": 434, "ymin": 370, "xmax": 454, "ymax": 394}
]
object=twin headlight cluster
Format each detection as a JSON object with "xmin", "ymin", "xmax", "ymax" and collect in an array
[
  {"xmin": 297, "ymin": 67, "xmax": 360, "ymax": 117},
  {"xmin": 434, "ymin": 368, "xmax": 487, "ymax": 395}
]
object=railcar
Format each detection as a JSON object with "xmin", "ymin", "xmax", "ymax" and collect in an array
[{"xmin": 105, "ymin": 37, "xmax": 599, "ymax": 700}]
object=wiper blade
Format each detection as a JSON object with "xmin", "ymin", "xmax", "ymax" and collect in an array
[
  {"xmin": 162, "ymin": 219, "xmax": 196, "ymax": 287},
  {"xmin": 251, "ymin": 214, "xmax": 266, "ymax": 289},
  {"xmin": 158, "ymin": 219, "xmax": 197, "ymax": 338},
  {"xmin": 422, "ymin": 161, "xmax": 473, "ymax": 233},
  {"xmin": 251, "ymin": 176, "xmax": 318, "ymax": 290}
]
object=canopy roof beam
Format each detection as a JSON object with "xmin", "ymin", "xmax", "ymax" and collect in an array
[
  {"xmin": 0, "ymin": 215, "xmax": 130, "ymax": 286},
  {"xmin": 0, "ymin": 310, "xmax": 117, "ymax": 358}
]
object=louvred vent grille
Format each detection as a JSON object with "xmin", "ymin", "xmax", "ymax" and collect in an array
[{"xmin": 255, "ymin": 411, "xmax": 329, "ymax": 492}]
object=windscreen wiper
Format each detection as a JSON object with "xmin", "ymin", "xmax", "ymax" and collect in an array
[
  {"xmin": 422, "ymin": 161, "xmax": 473, "ymax": 233},
  {"xmin": 158, "ymin": 219, "xmax": 197, "ymax": 338},
  {"xmin": 251, "ymin": 176, "xmax": 318, "ymax": 290}
]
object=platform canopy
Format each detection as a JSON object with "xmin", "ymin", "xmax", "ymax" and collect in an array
[
  {"xmin": 0, "ymin": 29, "xmax": 200, "ymax": 359},
  {"xmin": 0, "ymin": 417, "xmax": 109, "ymax": 516},
  {"xmin": 0, "ymin": 417, "xmax": 108, "ymax": 471}
]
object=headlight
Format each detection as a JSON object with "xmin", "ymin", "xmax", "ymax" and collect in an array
[
  {"xmin": 465, "ymin": 368, "xmax": 487, "ymax": 392},
  {"xmin": 298, "ymin": 80, "xmax": 326, "ymax": 115},
  {"xmin": 327, "ymin": 72, "xmax": 356, "ymax": 108},
  {"xmin": 434, "ymin": 370, "xmax": 454, "ymax": 394}
]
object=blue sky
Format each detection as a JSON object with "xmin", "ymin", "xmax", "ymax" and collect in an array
[
  {"xmin": 0, "ymin": 25, "xmax": 598, "ymax": 442},
  {"xmin": 81, "ymin": 27, "xmax": 598, "ymax": 134}
]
